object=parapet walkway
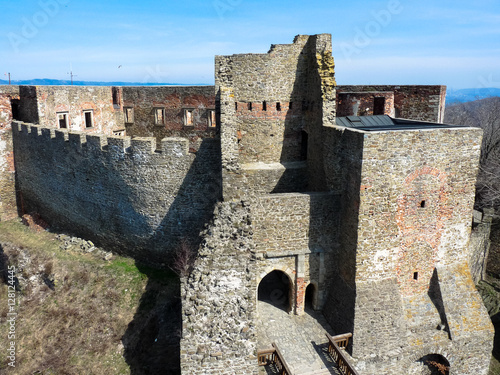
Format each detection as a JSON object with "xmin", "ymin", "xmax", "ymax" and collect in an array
[{"xmin": 257, "ymin": 301, "xmax": 341, "ymax": 375}]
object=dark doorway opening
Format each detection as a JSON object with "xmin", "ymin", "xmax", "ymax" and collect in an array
[
  {"xmin": 305, "ymin": 283, "xmax": 316, "ymax": 310},
  {"xmin": 112, "ymin": 87, "xmax": 120, "ymax": 108},
  {"xmin": 258, "ymin": 270, "xmax": 291, "ymax": 311},
  {"xmin": 11, "ymin": 99, "xmax": 20, "ymax": 120},
  {"xmin": 417, "ymin": 354, "xmax": 450, "ymax": 375},
  {"xmin": 373, "ymin": 97, "xmax": 386, "ymax": 115}
]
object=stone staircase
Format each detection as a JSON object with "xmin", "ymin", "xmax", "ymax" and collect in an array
[{"xmin": 257, "ymin": 302, "xmax": 359, "ymax": 375}]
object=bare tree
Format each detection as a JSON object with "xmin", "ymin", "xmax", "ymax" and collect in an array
[
  {"xmin": 171, "ymin": 239, "xmax": 195, "ymax": 277},
  {"xmin": 445, "ymin": 97, "xmax": 500, "ymax": 210}
]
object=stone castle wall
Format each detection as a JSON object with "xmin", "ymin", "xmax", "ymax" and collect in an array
[
  {"xmin": 324, "ymin": 124, "xmax": 493, "ymax": 374},
  {"xmin": 217, "ymin": 34, "xmax": 335, "ymax": 198},
  {"xmin": 337, "ymin": 85, "xmax": 446, "ymax": 123},
  {"xmin": 0, "ymin": 86, "xmax": 20, "ymax": 220},
  {"xmin": 11, "ymin": 121, "xmax": 221, "ymax": 263},
  {"xmin": 180, "ymin": 202, "xmax": 258, "ymax": 375},
  {"xmin": 251, "ymin": 192, "xmax": 340, "ymax": 256},
  {"xmin": 0, "ymin": 34, "xmax": 495, "ymax": 375},
  {"xmin": 121, "ymin": 86, "xmax": 216, "ymax": 147},
  {"xmin": 31, "ymin": 86, "xmax": 122, "ymax": 134}
]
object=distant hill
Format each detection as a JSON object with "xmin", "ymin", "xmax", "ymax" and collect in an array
[
  {"xmin": 0, "ymin": 78, "xmax": 209, "ymax": 86},
  {"xmin": 446, "ymin": 88, "xmax": 500, "ymax": 104},
  {"xmin": 1, "ymin": 80, "xmax": 498, "ymax": 103}
]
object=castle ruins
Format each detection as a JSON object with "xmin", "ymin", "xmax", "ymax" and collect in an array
[{"xmin": 0, "ymin": 34, "xmax": 494, "ymax": 374}]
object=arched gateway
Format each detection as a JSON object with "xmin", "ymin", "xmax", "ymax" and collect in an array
[{"xmin": 258, "ymin": 270, "xmax": 293, "ymax": 313}]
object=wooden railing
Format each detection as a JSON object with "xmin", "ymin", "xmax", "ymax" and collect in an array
[
  {"xmin": 330, "ymin": 332, "xmax": 352, "ymax": 349},
  {"xmin": 257, "ymin": 347, "xmax": 275, "ymax": 366},
  {"xmin": 326, "ymin": 333, "xmax": 360, "ymax": 375},
  {"xmin": 257, "ymin": 342, "xmax": 293, "ymax": 375}
]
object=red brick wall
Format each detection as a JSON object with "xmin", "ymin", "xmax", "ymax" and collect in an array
[
  {"xmin": 122, "ymin": 86, "xmax": 216, "ymax": 149},
  {"xmin": 337, "ymin": 92, "xmax": 395, "ymax": 117},
  {"xmin": 337, "ymin": 85, "xmax": 446, "ymax": 123}
]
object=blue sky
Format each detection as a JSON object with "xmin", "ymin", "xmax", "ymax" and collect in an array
[{"xmin": 1, "ymin": 0, "xmax": 499, "ymax": 89}]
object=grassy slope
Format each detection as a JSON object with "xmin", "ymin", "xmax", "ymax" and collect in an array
[{"xmin": 0, "ymin": 219, "xmax": 180, "ymax": 375}]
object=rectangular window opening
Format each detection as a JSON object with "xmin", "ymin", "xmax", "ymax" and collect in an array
[
  {"xmin": 262, "ymin": 101, "xmax": 267, "ymax": 111},
  {"xmin": 57, "ymin": 112, "xmax": 69, "ymax": 129},
  {"xmin": 276, "ymin": 102, "xmax": 281, "ymax": 111},
  {"xmin": 413, "ymin": 272, "xmax": 419, "ymax": 281},
  {"xmin": 83, "ymin": 110, "xmax": 93, "ymax": 128},
  {"xmin": 373, "ymin": 97, "xmax": 386, "ymax": 115},
  {"xmin": 112, "ymin": 87, "xmax": 120, "ymax": 108},
  {"xmin": 124, "ymin": 107, "xmax": 134, "ymax": 124},
  {"xmin": 11, "ymin": 99, "xmax": 20, "ymax": 120},
  {"xmin": 184, "ymin": 109, "xmax": 194, "ymax": 126},
  {"xmin": 248, "ymin": 102, "xmax": 252, "ymax": 111},
  {"xmin": 155, "ymin": 108, "xmax": 165, "ymax": 126}
]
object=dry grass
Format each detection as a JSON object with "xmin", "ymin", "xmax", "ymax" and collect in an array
[{"xmin": 0, "ymin": 219, "xmax": 180, "ymax": 374}]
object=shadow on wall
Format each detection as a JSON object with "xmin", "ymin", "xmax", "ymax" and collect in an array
[
  {"xmin": 428, "ymin": 269, "xmax": 451, "ymax": 339},
  {"xmin": 13, "ymin": 131, "xmax": 222, "ymax": 266},
  {"xmin": 492, "ymin": 311, "xmax": 500, "ymax": 364},
  {"xmin": 320, "ymin": 129, "xmax": 363, "ymax": 344},
  {"xmin": 143, "ymin": 138, "xmax": 222, "ymax": 262},
  {"xmin": 122, "ymin": 263, "xmax": 182, "ymax": 375},
  {"xmin": 269, "ymin": 38, "xmax": 313, "ymax": 194}
]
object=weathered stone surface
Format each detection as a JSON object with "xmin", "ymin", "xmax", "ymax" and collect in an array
[
  {"xmin": 0, "ymin": 34, "xmax": 493, "ymax": 375},
  {"xmin": 180, "ymin": 202, "xmax": 258, "ymax": 375},
  {"xmin": 11, "ymin": 121, "xmax": 221, "ymax": 263}
]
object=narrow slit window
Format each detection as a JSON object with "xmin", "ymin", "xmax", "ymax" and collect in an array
[
  {"xmin": 112, "ymin": 87, "xmax": 120, "ymax": 108},
  {"xmin": 208, "ymin": 109, "xmax": 216, "ymax": 128},
  {"xmin": 83, "ymin": 110, "xmax": 93, "ymax": 128},
  {"xmin": 262, "ymin": 101, "xmax": 267, "ymax": 111},
  {"xmin": 420, "ymin": 200, "xmax": 426, "ymax": 208},
  {"xmin": 57, "ymin": 112, "xmax": 69, "ymax": 129},
  {"xmin": 413, "ymin": 272, "xmax": 419, "ymax": 280},
  {"xmin": 184, "ymin": 109, "xmax": 194, "ymax": 126},
  {"xmin": 276, "ymin": 102, "xmax": 281, "ymax": 111},
  {"xmin": 235, "ymin": 102, "xmax": 238, "ymax": 111},
  {"xmin": 248, "ymin": 102, "xmax": 252, "ymax": 111}
]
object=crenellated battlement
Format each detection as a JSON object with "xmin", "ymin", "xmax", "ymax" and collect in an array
[
  {"xmin": 12, "ymin": 121, "xmax": 191, "ymax": 157},
  {"xmin": 11, "ymin": 120, "xmax": 221, "ymax": 263}
]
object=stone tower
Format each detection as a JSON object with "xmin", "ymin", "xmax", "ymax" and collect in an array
[
  {"xmin": 180, "ymin": 35, "xmax": 494, "ymax": 374},
  {"xmin": 323, "ymin": 118, "xmax": 494, "ymax": 373}
]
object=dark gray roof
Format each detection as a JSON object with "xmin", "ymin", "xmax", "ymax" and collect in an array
[{"xmin": 334, "ymin": 115, "xmax": 466, "ymax": 131}]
